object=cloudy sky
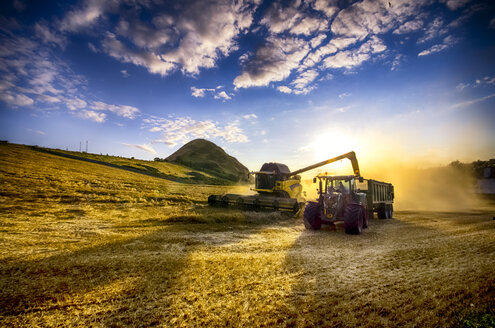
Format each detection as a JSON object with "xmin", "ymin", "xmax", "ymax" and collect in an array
[{"xmin": 1, "ymin": 0, "xmax": 494, "ymax": 171}]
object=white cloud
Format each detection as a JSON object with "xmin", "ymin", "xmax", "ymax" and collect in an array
[
  {"xmin": 191, "ymin": 86, "xmax": 232, "ymax": 100},
  {"xmin": 277, "ymin": 85, "xmax": 293, "ymax": 94},
  {"xmin": 214, "ymin": 91, "xmax": 232, "ymax": 100},
  {"xmin": 310, "ymin": 34, "xmax": 326, "ymax": 48},
  {"xmin": 59, "ymin": 0, "xmax": 115, "ymax": 32},
  {"xmin": 122, "ymin": 143, "xmax": 157, "ymax": 155},
  {"xmin": 86, "ymin": 0, "xmax": 259, "ymax": 77},
  {"xmin": 490, "ymin": 18, "xmax": 495, "ymax": 29},
  {"xmin": 291, "ymin": 69, "xmax": 318, "ymax": 93},
  {"xmin": 417, "ymin": 17, "xmax": 448, "ymax": 44},
  {"xmin": 311, "ymin": 0, "xmax": 339, "ymax": 18},
  {"xmin": 90, "ymin": 101, "xmax": 140, "ymax": 119},
  {"xmin": 234, "ymin": 36, "xmax": 310, "ymax": 88},
  {"xmin": 440, "ymin": 0, "xmax": 472, "ymax": 11},
  {"xmin": 26, "ymin": 128, "xmax": 46, "ymax": 135},
  {"xmin": 35, "ymin": 21, "xmax": 66, "ymax": 48},
  {"xmin": 338, "ymin": 92, "xmax": 351, "ymax": 99},
  {"xmin": 331, "ymin": 0, "xmax": 431, "ymax": 39},
  {"xmin": 102, "ymin": 32, "xmax": 176, "ymax": 77},
  {"xmin": 144, "ymin": 116, "xmax": 249, "ymax": 147},
  {"xmin": 418, "ymin": 35, "xmax": 458, "ymax": 56},
  {"xmin": 393, "ymin": 19, "xmax": 424, "ymax": 34},
  {"xmin": 0, "ymin": 92, "xmax": 34, "ymax": 107},
  {"xmin": 120, "ymin": 70, "xmax": 129, "ymax": 78},
  {"xmin": 243, "ymin": 114, "xmax": 257, "ymax": 120},
  {"xmin": 450, "ymin": 93, "xmax": 495, "ymax": 110},
  {"xmin": 65, "ymin": 97, "xmax": 87, "ymax": 110},
  {"xmin": 323, "ymin": 36, "xmax": 386, "ymax": 69},
  {"xmin": 77, "ymin": 110, "xmax": 106, "ymax": 123}
]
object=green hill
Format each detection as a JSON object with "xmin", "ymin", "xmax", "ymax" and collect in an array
[
  {"xmin": 27, "ymin": 144, "xmax": 234, "ymax": 185},
  {"xmin": 165, "ymin": 139, "xmax": 249, "ymax": 183}
]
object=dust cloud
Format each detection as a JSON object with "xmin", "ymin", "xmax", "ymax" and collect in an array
[{"xmin": 297, "ymin": 159, "xmax": 482, "ymax": 212}]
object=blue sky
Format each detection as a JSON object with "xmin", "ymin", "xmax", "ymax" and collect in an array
[{"xmin": 1, "ymin": 0, "xmax": 494, "ymax": 172}]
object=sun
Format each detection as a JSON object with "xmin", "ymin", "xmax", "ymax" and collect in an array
[{"xmin": 309, "ymin": 129, "xmax": 362, "ymax": 175}]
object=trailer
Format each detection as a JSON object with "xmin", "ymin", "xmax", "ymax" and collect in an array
[{"xmin": 356, "ymin": 178, "xmax": 395, "ymax": 219}]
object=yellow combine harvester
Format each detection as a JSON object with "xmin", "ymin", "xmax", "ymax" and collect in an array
[{"xmin": 208, "ymin": 151, "xmax": 360, "ymax": 213}]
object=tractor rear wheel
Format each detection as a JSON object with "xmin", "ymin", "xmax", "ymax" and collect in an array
[
  {"xmin": 344, "ymin": 204, "xmax": 364, "ymax": 235},
  {"xmin": 303, "ymin": 202, "xmax": 322, "ymax": 230}
]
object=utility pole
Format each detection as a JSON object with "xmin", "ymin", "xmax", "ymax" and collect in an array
[{"xmin": 86, "ymin": 140, "xmax": 88, "ymax": 153}]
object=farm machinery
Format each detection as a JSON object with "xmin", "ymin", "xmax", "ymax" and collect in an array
[
  {"xmin": 208, "ymin": 152, "xmax": 361, "ymax": 214},
  {"xmin": 304, "ymin": 172, "xmax": 394, "ymax": 234}
]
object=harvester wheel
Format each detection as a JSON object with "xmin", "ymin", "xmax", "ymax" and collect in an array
[
  {"xmin": 273, "ymin": 200, "xmax": 279, "ymax": 211},
  {"xmin": 377, "ymin": 204, "xmax": 387, "ymax": 219},
  {"xmin": 236, "ymin": 198, "xmax": 244, "ymax": 207},
  {"xmin": 344, "ymin": 204, "xmax": 363, "ymax": 235},
  {"xmin": 208, "ymin": 195, "xmax": 217, "ymax": 205},
  {"xmin": 221, "ymin": 196, "xmax": 229, "ymax": 206},
  {"xmin": 303, "ymin": 202, "xmax": 322, "ymax": 230},
  {"xmin": 253, "ymin": 199, "xmax": 261, "ymax": 211}
]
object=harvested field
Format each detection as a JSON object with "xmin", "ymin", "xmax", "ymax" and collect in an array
[{"xmin": 1, "ymin": 144, "xmax": 494, "ymax": 327}]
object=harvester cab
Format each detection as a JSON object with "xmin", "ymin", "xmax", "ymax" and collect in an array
[{"xmin": 250, "ymin": 162, "xmax": 302, "ymax": 200}]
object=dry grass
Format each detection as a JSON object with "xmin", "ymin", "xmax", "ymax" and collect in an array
[{"xmin": 1, "ymin": 143, "xmax": 494, "ymax": 327}]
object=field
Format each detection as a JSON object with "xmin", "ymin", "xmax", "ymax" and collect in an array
[{"xmin": 1, "ymin": 143, "xmax": 494, "ymax": 327}]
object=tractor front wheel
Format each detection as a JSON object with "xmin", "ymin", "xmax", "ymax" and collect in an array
[
  {"xmin": 344, "ymin": 204, "xmax": 364, "ymax": 235},
  {"xmin": 303, "ymin": 202, "xmax": 322, "ymax": 230}
]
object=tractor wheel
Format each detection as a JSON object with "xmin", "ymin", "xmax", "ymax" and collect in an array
[
  {"xmin": 303, "ymin": 202, "xmax": 322, "ymax": 230},
  {"xmin": 253, "ymin": 199, "xmax": 261, "ymax": 211},
  {"xmin": 208, "ymin": 195, "xmax": 217, "ymax": 205},
  {"xmin": 377, "ymin": 204, "xmax": 387, "ymax": 219},
  {"xmin": 221, "ymin": 195, "xmax": 229, "ymax": 206},
  {"xmin": 344, "ymin": 204, "xmax": 363, "ymax": 235}
]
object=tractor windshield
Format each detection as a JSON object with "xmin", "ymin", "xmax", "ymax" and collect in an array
[{"xmin": 328, "ymin": 179, "xmax": 354, "ymax": 193}]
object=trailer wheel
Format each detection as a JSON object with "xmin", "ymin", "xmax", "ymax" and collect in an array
[
  {"xmin": 377, "ymin": 204, "xmax": 387, "ymax": 219},
  {"xmin": 303, "ymin": 202, "xmax": 322, "ymax": 230},
  {"xmin": 387, "ymin": 204, "xmax": 393, "ymax": 219},
  {"xmin": 362, "ymin": 207, "xmax": 369, "ymax": 229},
  {"xmin": 344, "ymin": 204, "xmax": 363, "ymax": 235}
]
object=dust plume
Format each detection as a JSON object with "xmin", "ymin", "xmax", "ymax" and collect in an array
[{"xmin": 363, "ymin": 159, "xmax": 479, "ymax": 211}]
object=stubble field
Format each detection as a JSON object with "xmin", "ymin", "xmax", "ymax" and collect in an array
[{"xmin": 0, "ymin": 143, "xmax": 494, "ymax": 327}]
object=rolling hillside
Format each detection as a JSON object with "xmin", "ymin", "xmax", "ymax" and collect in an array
[{"xmin": 165, "ymin": 139, "xmax": 249, "ymax": 183}]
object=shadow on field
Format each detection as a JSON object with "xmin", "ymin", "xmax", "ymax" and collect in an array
[
  {"xmin": 0, "ymin": 218, "xmax": 272, "ymax": 326},
  {"xmin": 282, "ymin": 212, "xmax": 495, "ymax": 327}
]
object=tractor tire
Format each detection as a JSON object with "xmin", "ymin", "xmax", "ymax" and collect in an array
[
  {"xmin": 303, "ymin": 202, "xmax": 322, "ymax": 230},
  {"xmin": 377, "ymin": 204, "xmax": 387, "ymax": 219},
  {"xmin": 344, "ymin": 204, "xmax": 364, "ymax": 235}
]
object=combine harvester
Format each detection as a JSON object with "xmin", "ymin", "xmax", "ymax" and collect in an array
[{"xmin": 208, "ymin": 152, "xmax": 361, "ymax": 214}]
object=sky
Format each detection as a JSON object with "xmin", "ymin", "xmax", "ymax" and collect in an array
[{"xmin": 0, "ymin": 0, "xmax": 494, "ymax": 173}]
